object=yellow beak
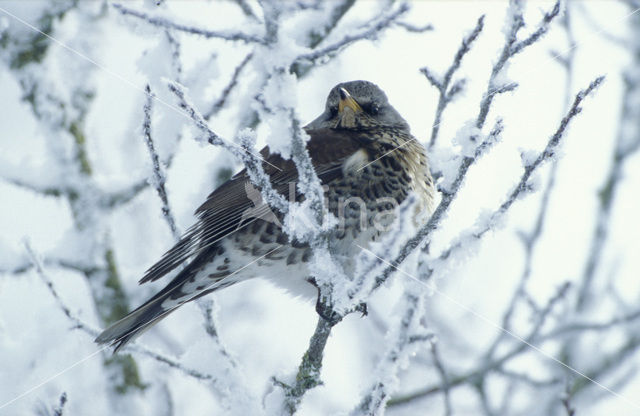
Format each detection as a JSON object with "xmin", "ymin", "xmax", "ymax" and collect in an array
[{"xmin": 338, "ymin": 87, "xmax": 362, "ymax": 113}]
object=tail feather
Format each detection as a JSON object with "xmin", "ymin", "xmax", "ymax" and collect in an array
[
  {"xmin": 96, "ymin": 245, "xmax": 232, "ymax": 352},
  {"xmin": 95, "ymin": 293, "xmax": 178, "ymax": 353}
]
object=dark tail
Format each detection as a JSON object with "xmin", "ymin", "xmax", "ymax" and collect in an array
[
  {"xmin": 94, "ymin": 290, "xmax": 180, "ymax": 353},
  {"xmin": 96, "ymin": 263, "xmax": 207, "ymax": 352}
]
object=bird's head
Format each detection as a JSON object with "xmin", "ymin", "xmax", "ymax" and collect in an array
[{"xmin": 306, "ymin": 80, "xmax": 410, "ymax": 133}]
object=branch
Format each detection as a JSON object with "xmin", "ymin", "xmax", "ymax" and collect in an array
[
  {"xmin": 510, "ymin": 1, "xmax": 560, "ymax": 56},
  {"xmin": 167, "ymin": 81, "xmax": 289, "ymax": 213},
  {"xmin": 100, "ymin": 179, "xmax": 149, "ymax": 208},
  {"xmin": 25, "ymin": 241, "xmax": 247, "ymax": 402},
  {"xmin": 388, "ymin": 281, "xmax": 572, "ymax": 407},
  {"xmin": 143, "ymin": 84, "xmax": 180, "ymax": 241},
  {"xmin": 576, "ymin": 74, "xmax": 640, "ymax": 310},
  {"xmin": 477, "ymin": 0, "xmax": 560, "ymax": 128},
  {"xmin": 421, "ymin": 15, "xmax": 485, "ymax": 148},
  {"xmin": 112, "ymin": 3, "xmax": 265, "ymax": 44},
  {"xmin": 355, "ymin": 292, "xmax": 432, "ymax": 415},
  {"xmin": 293, "ymin": 3, "xmax": 410, "ymax": 67},
  {"xmin": 204, "ymin": 52, "xmax": 253, "ymax": 120},
  {"xmin": 426, "ymin": 76, "xmax": 604, "ymax": 290},
  {"xmin": 282, "ymin": 318, "xmax": 333, "ymax": 414}
]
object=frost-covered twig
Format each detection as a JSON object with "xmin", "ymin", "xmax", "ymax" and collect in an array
[
  {"xmin": 232, "ymin": 0, "xmax": 260, "ymax": 22},
  {"xmin": 294, "ymin": 3, "xmax": 410, "ymax": 66},
  {"xmin": 204, "ymin": 52, "xmax": 253, "ymax": 120},
  {"xmin": 112, "ymin": 3, "xmax": 265, "ymax": 44},
  {"xmin": 26, "ymin": 240, "xmax": 246, "ymax": 399},
  {"xmin": 422, "ymin": 15, "xmax": 485, "ymax": 149},
  {"xmin": 424, "ymin": 75, "xmax": 603, "ymax": 297},
  {"xmin": 282, "ymin": 318, "xmax": 333, "ymax": 415},
  {"xmin": 430, "ymin": 342, "xmax": 452, "ymax": 416},
  {"xmin": 167, "ymin": 81, "xmax": 288, "ymax": 214},
  {"xmin": 142, "ymin": 85, "xmax": 180, "ymax": 241},
  {"xmin": 395, "ymin": 21, "xmax": 433, "ymax": 33},
  {"xmin": 576, "ymin": 75, "xmax": 640, "ymax": 309},
  {"xmin": 477, "ymin": 0, "xmax": 559, "ymax": 127},
  {"xmin": 354, "ymin": 291, "xmax": 432, "ymax": 415},
  {"xmin": 366, "ymin": 2, "xmax": 563, "ymax": 294},
  {"xmin": 388, "ymin": 281, "xmax": 572, "ymax": 407},
  {"xmin": 509, "ymin": 1, "xmax": 560, "ymax": 56},
  {"xmin": 490, "ymin": 1, "xmax": 577, "ymax": 365},
  {"xmin": 25, "ymin": 241, "xmax": 99, "ymax": 336},
  {"xmin": 197, "ymin": 300, "xmax": 238, "ymax": 367}
]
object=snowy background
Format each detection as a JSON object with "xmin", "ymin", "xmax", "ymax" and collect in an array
[{"xmin": 1, "ymin": 0, "xmax": 640, "ymax": 415}]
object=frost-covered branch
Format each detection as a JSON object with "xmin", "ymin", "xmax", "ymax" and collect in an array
[
  {"xmin": 204, "ymin": 52, "xmax": 253, "ymax": 120},
  {"xmin": 477, "ymin": 0, "xmax": 559, "ymax": 127},
  {"xmin": 354, "ymin": 290, "xmax": 433, "ymax": 415},
  {"xmin": 426, "ymin": 76, "xmax": 603, "ymax": 289},
  {"xmin": 142, "ymin": 85, "xmax": 180, "ymax": 241},
  {"xmin": 576, "ymin": 74, "xmax": 640, "ymax": 310},
  {"xmin": 367, "ymin": 2, "xmax": 567, "ymax": 295},
  {"xmin": 112, "ymin": 3, "xmax": 265, "ymax": 44},
  {"xmin": 422, "ymin": 15, "xmax": 485, "ymax": 149},
  {"xmin": 293, "ymin": 3, "xmax": 410, "ymax": 67},
  {"xmin": 509, "ymin": 1, "xmax": 560, "ymax": 56},
  {"xmin": 25, "ymin": 241, "xmax": 99, "ymax": 336},
  {"xmin": 388, "ymin": 281, "xmax": 572, "ymax": 407},
  {"xmin": 430, "ymin": 342, "xmax": 452, "ymax": 416},
  {"xmin": 26, "ymin": 240, "xmax": 248, "ymax": 402},
  {"xmin": 167, "ymin": 81, "xmax": 289, "ymax": 214}
]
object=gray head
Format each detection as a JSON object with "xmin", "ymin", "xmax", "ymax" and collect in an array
[{"xmin": 306, "ymin": 80, "xmax": 410, "ymax": 132}]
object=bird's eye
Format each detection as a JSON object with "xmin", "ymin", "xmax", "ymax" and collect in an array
[
  {"xmin": 363, "ymin": 103, "xmax": 380, "ymax": 115},
  {"xmin": 328, "ymin": 106, "xmax": 338, "ymax": 119}
]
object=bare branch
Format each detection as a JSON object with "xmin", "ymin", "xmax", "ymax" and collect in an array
[
  {"xmin": 510, "ymin": 1, "xmax": 560, "ymax": 56},
  {"xmin": 204, "ymin": 53, "xmax": 253, "ymax": 120},
  {"xmin": 283, "ymin": 318, "xmax": 333, "ymax": 414},
  {"xmin": 395, "ymin": 21, "xmax": 433, "ymax": 33},
  {"xmin": 423, "ymin": 14, "xmax": 485, "ymax": 148},
  {"xmin": 430, "ymin": 342, "xmax": 452, "ymax": 416},
  {"xmin": 294, "ymin": 3, "xmax": 410, "ymax": 67},
  {"xmin": 167, "ymin": 81, "xmax": 289, "ymax": 213},
  {"xmin": 143, "ymin": 84, "xmax": 180, "ymax": 241},
  {"xmin": 112, "ymin": 3, "xmax": 265, "ymax": 44}
]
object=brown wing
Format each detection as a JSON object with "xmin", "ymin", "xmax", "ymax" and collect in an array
[{"xmin": 139, "ymin": 128, "xmax": 368, "ymax": 283}]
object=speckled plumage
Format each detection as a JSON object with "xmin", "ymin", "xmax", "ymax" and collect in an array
[{"xmin": 96, "ymin": 80, "xmax": 435, "ymax": 351}]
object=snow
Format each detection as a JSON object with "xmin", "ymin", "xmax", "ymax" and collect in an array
[
  {"xmin": 1, "ymin": 1, "xmax": 639, "ymax": 416},
  {"xmin": 453, "ymin": 119, "xmax": 482, "ymax": 157}
]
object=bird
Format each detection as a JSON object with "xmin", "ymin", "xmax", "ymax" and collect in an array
[{"xmin": 96, "ymin": 80, "xmax": 435, "ymax": 352}]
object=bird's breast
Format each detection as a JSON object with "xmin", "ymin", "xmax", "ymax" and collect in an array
[{"xmin": 342, "ymin": 148, "xmax": 370, "ymax": 176}]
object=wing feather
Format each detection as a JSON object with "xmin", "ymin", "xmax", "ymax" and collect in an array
[{"xmin": 139, "ymin": 128, "xmax": 368, "ymax": 283}]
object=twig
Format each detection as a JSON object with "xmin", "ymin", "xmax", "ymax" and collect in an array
[
  {"xmin": 204, "ymin": 53, "xmax": 253, "ymax": 120},
  {"xmin": 143, "ymin": 84, "xmax": 180, "ymax": 241},
  {"xmin": 355, "ymin": 292, "xmax": 430, "ymax": 415},
  {"xmin": 167, "ymin": 81, "xmax": 288, "ymax": 213},
  {"xmin": 112, "ymin": 3, "xmax": 265, "ymax": 44},
  {"xmin": 53, "ymin": 392, "xmax": 67, "ymax": 416},
  {"xmin": 25, "ymin": 241, "xmax": 247, "ymax": 401},
  {"xmin": 422, "ymin": 15, "xmax": 485, "ymax": 149},
  {"xmin": 294, "ymin": 3, "xmax": 410, "ymax": 66},
  {"xmin": 430, "ymin": 342, "xmax": 452, "ymax": 416}
]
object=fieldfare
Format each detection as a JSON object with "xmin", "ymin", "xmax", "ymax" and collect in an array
[{"xmin": 96, "ymin": 80, "xmax": 435, "ymax": 351}]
